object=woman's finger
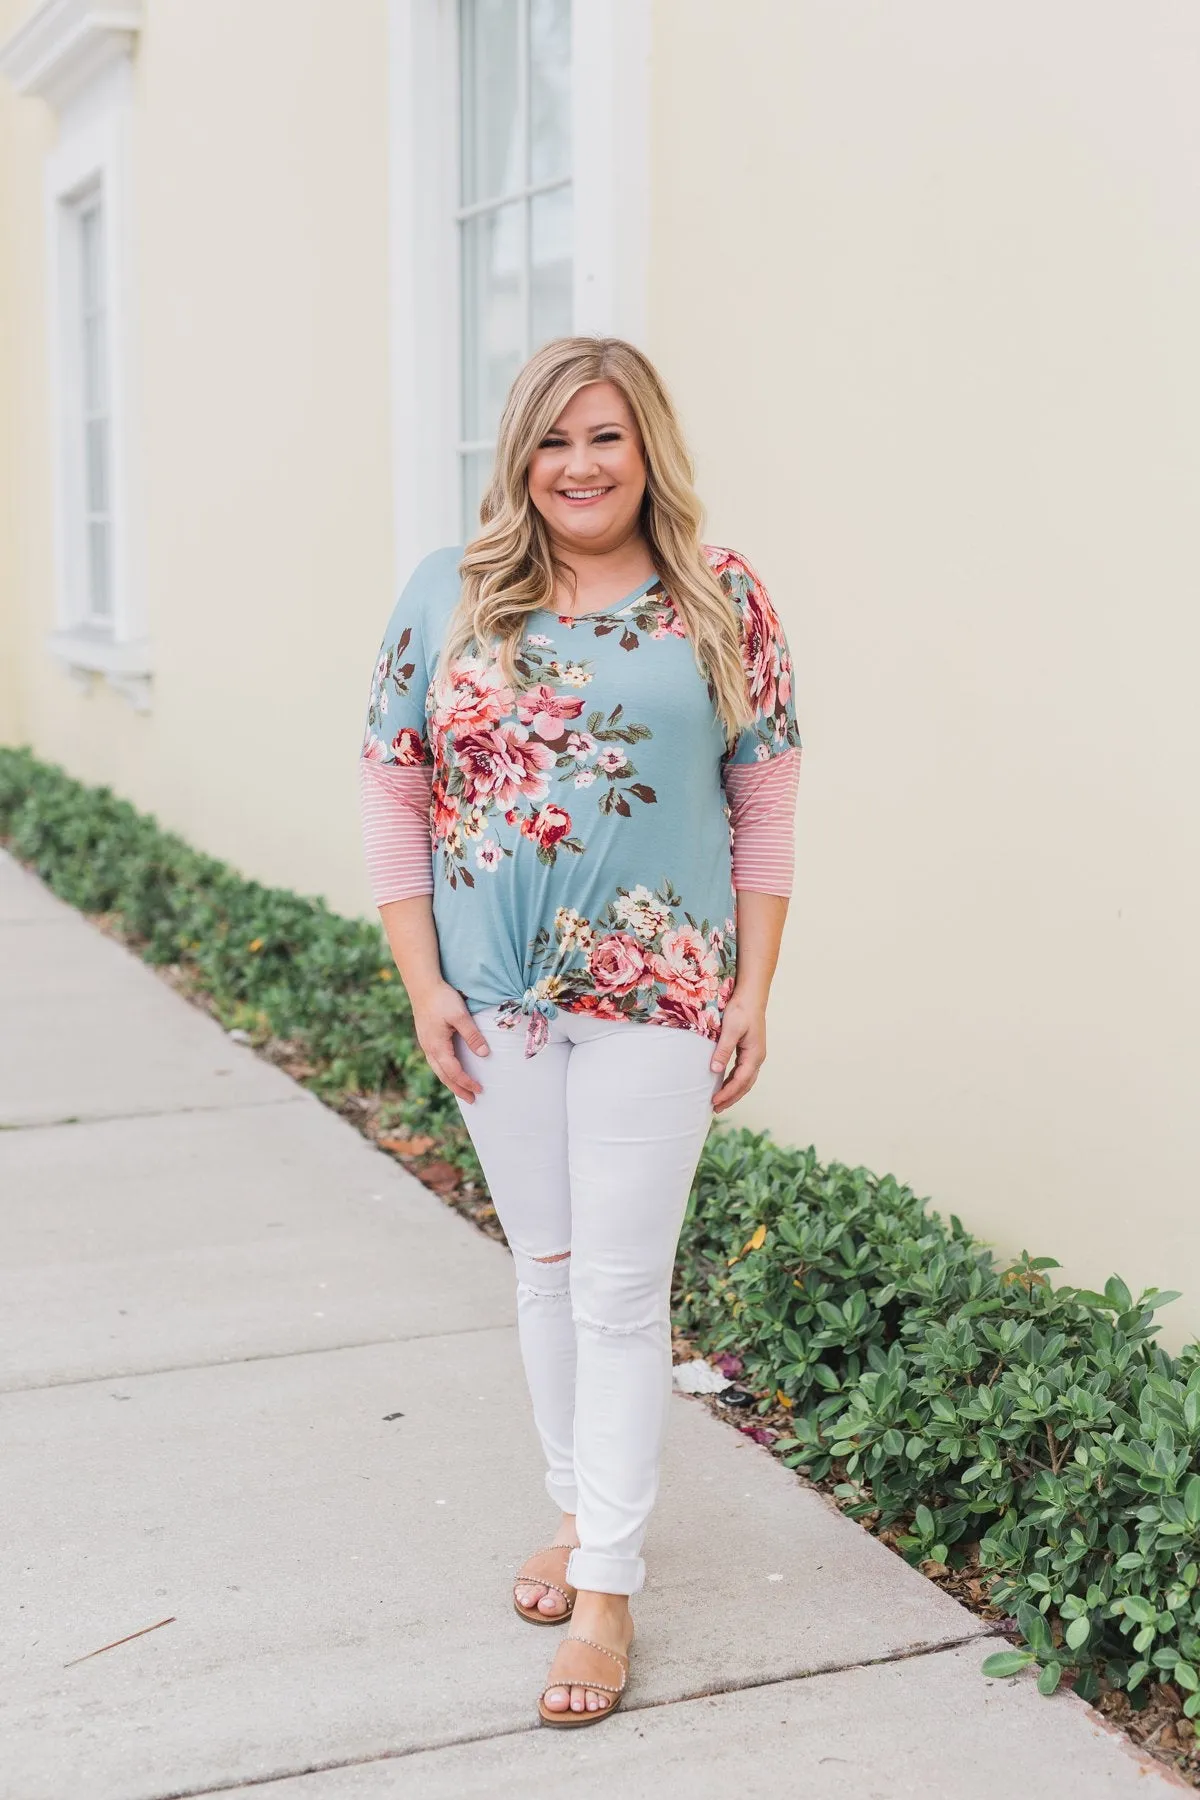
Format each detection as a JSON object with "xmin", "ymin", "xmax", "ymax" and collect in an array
[
  {"xmin": 437, "ymin": 1057, "xmax": 482, "ymax": 1103},
  {"xmin": 712, "ymin": 1049, "xmax": 764, "ymax": 1113},
  {"xmin": 452, "ymin": 1012, "xmax": 491, "ymax": 1058},
  {"xmin": 427, "ymin": 1028, "xmax": 484, "ymax": 1101},
  {"xmin": 709, "ymin": 1019, "xmax": 744, "ymax": 1075}
]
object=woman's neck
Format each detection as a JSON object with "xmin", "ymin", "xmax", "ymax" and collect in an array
[{"xmin": 550, "ymin": 534, "xmax": 657, "ymax": 613}]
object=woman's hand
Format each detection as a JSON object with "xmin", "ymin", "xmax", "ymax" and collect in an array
[
  {"xmin": 709, "ymin": 989, "xmax": 767, "ymax": 1113},
  {"xmin": 412, "ymin": 980, "xmax": 492, "ymax": 1104}
]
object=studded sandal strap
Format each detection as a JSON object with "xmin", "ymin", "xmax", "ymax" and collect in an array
[
  {"xmin": 543, "ymin": 1634, "xmax": 628, "ymax": 1696},
  {"xmin": 516, "ymin": 1578, "xmax": 571, "ymax": 1603},
  {"xmin": 514, "ymin": 1542, "xmax": 578, "ymax": 1604}
]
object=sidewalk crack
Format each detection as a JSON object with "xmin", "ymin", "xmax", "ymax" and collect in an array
[{"xmin": 137, "ymin": 1631, "xmax": 1006, "ymax": 1800}]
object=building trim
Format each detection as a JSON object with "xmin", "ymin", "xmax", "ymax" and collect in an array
[{"xmin": 0, "ymin": 0, "xmax": 142, "ymax": 113}]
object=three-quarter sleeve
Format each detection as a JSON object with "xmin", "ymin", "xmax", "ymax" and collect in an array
[
  {"xmin": 709, "ymin": 546, "xmax": 803, "ymax": 897},
  {"xmin": 359, "ymin": 560, "xmax": 439, "ymax": 905}
]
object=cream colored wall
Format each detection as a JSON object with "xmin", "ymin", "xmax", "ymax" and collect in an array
[
  {"xmin": 3, "ymin": 0, "xmax": 1196, "ymax": 1341},
  {"xmin": 2, "ymin": 0, "xmax": 393, "ymax": 912},
  {"xmin": 0, "ymin": 0, "xmax": 53, "ymax": 749},
  {"xmin": 650, "ymin": 0, "xmax": 1200, "ymax": 1344}
]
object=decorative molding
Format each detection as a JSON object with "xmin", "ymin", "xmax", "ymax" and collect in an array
[
  {"xmin": 0, "ymin": 0, "xmax": 142, "ymax": 113},
  {"xmin": 46, "ymin": 628, "xmax": 152, "ymax": 711}
]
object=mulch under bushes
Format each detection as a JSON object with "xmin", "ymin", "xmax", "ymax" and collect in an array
[{"xmin": 3, "ymin": 743, "xmax": 1199, "ymax": 1784}]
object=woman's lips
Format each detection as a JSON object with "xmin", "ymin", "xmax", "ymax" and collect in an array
[{"xmin": 556, "ymin": 486, "xmax": 615, "ymax": 507}]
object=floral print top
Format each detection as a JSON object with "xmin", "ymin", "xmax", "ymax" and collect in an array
[{"xmin": 361, "ymin": 544, "xmax": 802, "ymax": 1057}]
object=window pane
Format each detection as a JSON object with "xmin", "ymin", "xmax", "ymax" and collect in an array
[
  {"xmin": 529, "ymin": 0, "xmax": 570, "ymax": 186},
  {"xmin": 530, "ymin": 184, "xmax": 572, "ymax": 347},
  {"xmin": 83, "ymin": 313, "xmax": 107, "ymax": 414},
  {"xmin": 87, "ymin": 520, "xmax": 111, "ymax": 619},
  {"xmin": 460, "ymin": 448, "xmax": 495, "ymax": 535},
  {"xmin": 459, "ymin": 0, "xmax": 521, "ymax": 206},
  {"xmin": 80, "ymin": 201, "xmax": 103, "ymax": 311},
  {"xmin": 461, "ymin": 201, "xmax": 524, "ymax": 442},
  {"xmin": 85, "ymin": 417, "xmax": 109, "ymax": 515}
]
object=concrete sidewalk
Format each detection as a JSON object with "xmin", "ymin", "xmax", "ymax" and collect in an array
[{"xmin": 0, "ymin": 849, "xmax": 1179, "ymax": 1800}]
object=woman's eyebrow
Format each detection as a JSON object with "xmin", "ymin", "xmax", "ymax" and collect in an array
[{"xmin": 546, "ymin": 421, "xmax": 626, "ymax": 434}]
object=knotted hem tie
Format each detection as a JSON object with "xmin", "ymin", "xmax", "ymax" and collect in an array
[{"xmin": 493, "ymin": 991, "xmax": 557, "ymax": 1058}]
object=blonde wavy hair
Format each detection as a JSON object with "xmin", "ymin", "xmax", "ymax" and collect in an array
[{"xmin": 433, "ymin": 336, "xmax": 755, "ymax": 746}]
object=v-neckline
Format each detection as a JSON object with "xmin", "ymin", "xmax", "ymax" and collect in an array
[{"xmin": 536, "ymin": 573, "xmax": 661, "ymax": 623}]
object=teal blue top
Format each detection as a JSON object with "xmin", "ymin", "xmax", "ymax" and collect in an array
[{"xmin": 361, "ymin": 543, "xmax": 801, "ymax": 1056}]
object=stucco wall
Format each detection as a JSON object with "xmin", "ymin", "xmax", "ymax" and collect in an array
[
  {"xmin": 2, "ymin": 0, "xmax": 394, "ymax": 912},
  {"xmin": 649, "ymin": 0, "xmax": 1200, "ymax": 1342},
  {"xmin": 0, "ymin": 0, "xmax": 53, "ymax": 749},
  {"xmin": 2, "ymin": 0, "xmax": 1196, "ymax": 1343}
]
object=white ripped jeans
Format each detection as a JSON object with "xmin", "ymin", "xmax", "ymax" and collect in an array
[{"xmin": 452, "ymin": 1003, "xmax": 721, "ymax": 1596}]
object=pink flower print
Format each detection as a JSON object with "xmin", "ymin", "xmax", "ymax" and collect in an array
[
  {"xmin": 717, "ymin": 974, "xmax": 735, "ymax": 1009},
  {"xmin": 588, "ymin": 932, "xmax": 650, "ymax": 997},
  {"xmin": 565, "ymin": 730, "xmax": 597, "ymax": 762},
  {"xmin": 431, "ymin": 780, "xmax": 461, "ymax": 843},
  {"xmin": 596, "ymin": 746, "xmax": 627, "ymax": 775},
  {"xmin": 521, "ymin": 803, "xmax": 572, "ymax": 851},
  {"xmin": 651, "ymin": 609, "xmax": 688, "ymax": 640},
  {"xmin": 649, "ymin": 925, "xmax": 721, "ymax": 1006},
  {"xmin": 431, "ymin": 659, "xmax": 514, "ymax": 748},
  {"xmin": 455, "ymin": 724, "xmax": 555, "ymax": 810},
  {"xmin": 474, "ymin": 838, "xmax": 501, "ymax": 871},
  {"xmin": 742, "ymin": 578, "xmax": 786, "ymax": 722},
  {"xmin": 654, "ymin": 993, "xmax": 713, "ymax": 1035},
  {"xmin": 361, "ymin": 731, "xmax": 386, "ymax": 761},
  {"xmin": 389, "ymin": 726, "xmax": 428, "ymax": 766},
  {"xmin": 516, "ymin": 683, "xmax": 586, "ymax": 743}
]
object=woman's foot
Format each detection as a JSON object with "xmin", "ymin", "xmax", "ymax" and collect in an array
[
  {"xmin": 541, "ymin": 1591, "xmax": 634, "ymax": 1716},
  {"xmin": 514, "ymin": 1513, "xmax": 579, "ymax": 1620}
]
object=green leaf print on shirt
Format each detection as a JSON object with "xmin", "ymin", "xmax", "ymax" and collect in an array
[{"xmin": 511, "ymin": 876, "xmax": 737, "ymax": 1041}]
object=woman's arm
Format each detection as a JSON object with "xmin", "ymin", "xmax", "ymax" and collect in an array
[
  {"xmin": 376, "ymin": 895, "xmax": 491, "ymax": 1104},
  {"xmin": 359, "ymin": 759, "xmax": 491, "ymax": 1103},
  {"xmin": 710, "ymin": 891, "xmax": 789, "ymax": 1114},
  {"xmin": 709, "ymin": 745, "xmax": 802, "ymax": 1114}
]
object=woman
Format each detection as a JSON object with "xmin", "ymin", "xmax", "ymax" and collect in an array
[{"xmin": 359, "ymin": 336, "xmax": 801, "ymax": 1728}]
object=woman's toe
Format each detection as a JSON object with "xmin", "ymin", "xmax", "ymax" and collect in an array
[
  {"xmin": 570, "ymin": 1683, "xmax": 586, "ymax": 1712},
  {"xmin": 537, "ymin": 1588, "xmax": 564, "ymax": 1615},
  {"xmin": 517, "ymin": 1581, "xmax": 544, "ymax": 1609},
  {"xmin": 544, "ymin": 1685, "xmax": 570, "ymax": 1711}
]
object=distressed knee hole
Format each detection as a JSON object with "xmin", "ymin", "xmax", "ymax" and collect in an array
[
  {"xmin": 512, "ymin": 1244, "xmax": 572, "ymax": 1300},
  {"xmin": 572, "ymin": 1307, "xmax": 670, "ymax": 1337}
]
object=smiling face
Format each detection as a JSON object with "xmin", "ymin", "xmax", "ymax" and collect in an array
[{"xmin": 526, "ymin": 380, "xmax": 648, "ymax": 553}]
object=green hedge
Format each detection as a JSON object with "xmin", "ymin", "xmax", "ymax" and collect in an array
[{"xmin": 3, "ymin": 743, "xmax": 1199, "ymax": 1710}]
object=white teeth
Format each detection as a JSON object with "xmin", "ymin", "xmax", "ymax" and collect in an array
[{"xmin": 561, "ymin": 488, "xmax": 608, "ymax": 499}]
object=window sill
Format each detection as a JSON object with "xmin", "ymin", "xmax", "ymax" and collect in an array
[{"xmin": 46, "ymin": 627, "xmax": 153, "ymax": 712}]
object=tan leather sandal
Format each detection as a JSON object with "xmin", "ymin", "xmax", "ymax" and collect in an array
[
  {"xmin": 512, "ymin": 1542, "xmax": 577, "ymax": 1624},
  {"xmin": 537, "ymin": 1632, "xmax": 630, "ymax": 1728}
]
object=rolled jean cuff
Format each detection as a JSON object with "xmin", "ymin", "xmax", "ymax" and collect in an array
[
  {"xmin": 566, "ymin": 1547, "xmax": 645, "ymax": 1596},
  {"xmin": 545, "ymin": 1470, "xmax": 578, "ymax": 1513}
]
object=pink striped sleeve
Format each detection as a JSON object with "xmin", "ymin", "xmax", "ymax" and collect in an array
[
  {"xmin": 358, "ymin": 757, "xmax": 435, "ymax": 905},
  {"xmin": 723, "ymin": 747, "xmax": 801, "ymax": 897}
]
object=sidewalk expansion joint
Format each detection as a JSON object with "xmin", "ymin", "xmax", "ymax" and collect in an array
[
  {"xmin": 142, "ymin": 1629, "xmax": 1005, "ymax": 1800},
  {"xmin": 0, "ymin": 1094, "xmax": 313, "ymax": 1133},
  {"xmin": 2, "ymin": 1321, "xmax": 516, "ymax": 1394}
]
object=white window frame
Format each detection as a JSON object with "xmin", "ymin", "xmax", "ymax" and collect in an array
[
  {"xmin": 386, "ymin": 0, "xmax": 650, "ymax": 587},
  {"xmin": 0, "ymin": 0, "xmax": 150, "ymax": 710}
]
